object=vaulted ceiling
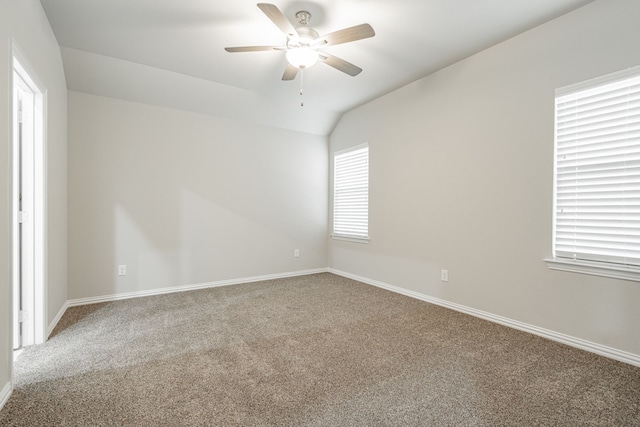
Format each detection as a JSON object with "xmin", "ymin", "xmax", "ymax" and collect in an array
[{"xmin": 40, "ymin": 0, "xmax": 594, "ymax": 135}]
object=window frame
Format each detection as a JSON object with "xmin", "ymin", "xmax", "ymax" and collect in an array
[
  {"xmin": 545, "ymin": 65, "xmax": 640, "ymax": 282},
  {"xmin": 331, "ymin": 143, "xmax": 370, "ymax": 243}
]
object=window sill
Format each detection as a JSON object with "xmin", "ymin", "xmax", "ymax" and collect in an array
[
  {"xmin": 331, "ymin": 234, "xmax": 370, "ymax": 244},
  {"xmin": 544, "ymin": 258, "xmax": 640, "ymax": 282}
]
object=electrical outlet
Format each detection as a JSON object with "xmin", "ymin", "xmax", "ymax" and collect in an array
[
  {"xmin": 118, "ymin": 265, "xmax": 127, "ymax": 276},
  {"xmin": 441, "ymin": 269, "xmax": 449, "ymax": 282},
  {"xmin": 294, "ymin": 249, "xmax": 300, "ymax": 258}
]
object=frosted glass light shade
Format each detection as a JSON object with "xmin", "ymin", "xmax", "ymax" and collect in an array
[{"xmin": 286, "ymin": 47, "xmax": 319, "ymax": 69}]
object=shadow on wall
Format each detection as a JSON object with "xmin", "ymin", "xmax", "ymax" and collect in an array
[{"xmin": 68, "ymin": 93, "xmax": 328, "ymax": 299}]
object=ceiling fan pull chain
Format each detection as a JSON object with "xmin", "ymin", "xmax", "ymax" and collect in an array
[{"xmin": 300, "ymin": 68, "xmax": 304, "ymax": 107}]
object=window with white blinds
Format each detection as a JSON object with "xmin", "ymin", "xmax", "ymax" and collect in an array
[
  {"xmin": 553, "ymin": 68, "xmax": 640, "ymax": 272},
  {"xmin": 333, "ymin": 144, "xmax": 369, "ymax": 241}
]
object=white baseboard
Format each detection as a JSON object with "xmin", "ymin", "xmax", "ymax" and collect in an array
[
  {"xmin": 46, "ymin": 269, "xmax": 327, "ymax": 339},
  {"xmin": 47, "ymin": 300, "xmax": 70, "ymax": 338},
  {"xmin": 329, "ymin": 268, "xmax": 640, "ymax": 368},
  {"xmin": 67, "ymin": 268, "xmax": 328, "ymax": 307},
  {"xmin": 0, "ymin": 382, "xmax": 12, "ymax": 412},
  {"xmin": 45, "ymin": 266, "xmax": 640, "ymax": 367}
]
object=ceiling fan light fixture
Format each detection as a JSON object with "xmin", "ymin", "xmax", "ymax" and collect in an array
[
  {"xmin": 225, "ymin": 3, "xmax": 376, "ymax": 80},
  {"xmin": 286, "ymin": 47, "xmax": 319, "ymax": 69}
]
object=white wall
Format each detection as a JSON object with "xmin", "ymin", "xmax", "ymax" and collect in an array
[
  {"xmin": 0, "ymin": 0, "xmax": 67, "ymax": 399},
  {"xmin": 329, "ymin": 0, "xmax": 640, "ymax": 357},
  {"xmin": 68, "ymin": 91, "xmax": 328, "ymax": 299}
]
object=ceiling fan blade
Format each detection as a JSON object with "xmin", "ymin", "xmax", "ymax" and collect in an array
[
  {"xmin": 282, "ymin": 63, "xmax": 299, "ymax": 81},
  {"xmin": 224, "ymin": 46, "xmax": 283, "ymax": 52},
  {"xmin": 316, "ymin": 23, "xmax": 375, "ymax": 47},
  {"xmin": 319, "ymin": 53, "xmax": 362, "ymax": 76},
  {"xmin": 257, "ymin": 3, "xmax": 298, "ymax": 38}
]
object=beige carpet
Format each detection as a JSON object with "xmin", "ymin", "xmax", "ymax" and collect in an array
[{"xmin": 1, "ymin": 273, "xmax": 639, "ymax": 426}]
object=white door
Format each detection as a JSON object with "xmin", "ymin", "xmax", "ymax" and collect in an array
[{"xmin": 12, "ymin": 69, "xmax": 37, "ymax": 349}]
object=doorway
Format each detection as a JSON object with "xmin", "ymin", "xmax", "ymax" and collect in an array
[{"xmin": 12, "ymin": 47, "xmax": 46, "ymax": 351}]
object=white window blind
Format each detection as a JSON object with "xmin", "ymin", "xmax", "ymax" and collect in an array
[
  {"xmin": 553, "ymin": 70, "xmax": 640, "ymax": 268},
  {"xmin": 333, "ymin": 144, "xmax": 369, "ymax": 240}
]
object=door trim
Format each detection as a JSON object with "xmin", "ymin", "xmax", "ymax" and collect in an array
[{"xmin": 10, "ymin": 39, "xmax": 47, "ymax": 356}]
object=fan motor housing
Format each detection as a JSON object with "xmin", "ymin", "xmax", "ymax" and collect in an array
[{"xmin": 294, "ymin": 27, "xmax": 319, "ymax": 41}]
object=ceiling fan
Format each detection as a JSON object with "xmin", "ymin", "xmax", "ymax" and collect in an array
[{"xmin": 225, "ymin": 3, "xmax": 375, "ymax": 81}]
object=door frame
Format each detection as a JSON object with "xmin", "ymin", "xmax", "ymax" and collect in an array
[{"xmin": 10, "ymin": 40, "xmax": 47, "ymax": 355}]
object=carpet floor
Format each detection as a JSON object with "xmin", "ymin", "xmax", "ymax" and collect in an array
[{"xmin": 1, "ymin": 273, "xmax": 639, "ymax": 426}]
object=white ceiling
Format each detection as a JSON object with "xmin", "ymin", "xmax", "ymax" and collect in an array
[{"xmin": 40, "ymin": 0, "xmax": 594, "ymax": 135}]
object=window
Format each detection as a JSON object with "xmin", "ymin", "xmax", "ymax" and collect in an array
[
  {"xmin": 332, "ymin": 144, "xmax": 369, "ymax": 242},
  {"xmin": 547, "ymin": 66, "xmax": 640, "ymax": 281}
]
